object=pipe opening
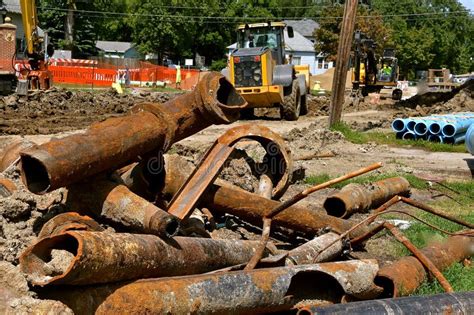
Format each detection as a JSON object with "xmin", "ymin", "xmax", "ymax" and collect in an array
[
  {"xmin": 20, "ymin": 155, "xmax": 50, "ymax": 194},
  {"xmin": 323, "ymin": 198, "xmax": 347, "ymax": 218},
  {"xmin": 442, "ymin": 125, "xmax": 456, "ymax": 137},
  {"xmin": 287, "ymin": 271, "xmax": 344, "ymax": 304},
  {"xmin": 414, "ymin": 123, "xmax": 427, "ymax": 135},
  {"xmin": 165, "ymin": 218, "xmax": 180, "ymax": 237},
  {"xmin": 217, "ymin": 77, "xmax": 246, "ymax": 107},
  {"xmin": 402, "ymin": 132, "xmax": 415, "ymax": 140},
  {"xmin": 25, "ymin": 234, "xmax": 78, "ymax": 283},
  {"xmin": 429, "ymin": 135, "xmax": 441, "ymax": 143},
  {"xmin": 374, "ymin": 275, "xmax": 395, "ymax": 299},
  {"xmin": 406, "ymin": 121, "xmax": 416, "ymax": 132},
  {"xmin": 444, "ymin": 137, "xmax": 455, "ymax": 144},
  {"xmin": 429, "ymin": 123, "xmax": 441, "ymax": 134},
  {"xmin": 392, "ymin": 120, "xmax": 405, "ymax": 132}
]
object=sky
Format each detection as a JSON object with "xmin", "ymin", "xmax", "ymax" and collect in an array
[{"xmin": 459, "ymin": 0, "xmax": 474, "ymax": 12}]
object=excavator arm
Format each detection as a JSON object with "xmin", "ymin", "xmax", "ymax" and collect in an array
[{"xmin": 19, "ymin": 0, "xmax": 41, "ymax": 56}]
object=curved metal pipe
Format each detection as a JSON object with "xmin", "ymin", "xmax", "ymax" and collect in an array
[{"xmin": 19, "ymin": 73, "xmax": 247, "ymax": 194}]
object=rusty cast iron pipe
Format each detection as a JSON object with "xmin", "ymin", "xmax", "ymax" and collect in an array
[
  {"xmin": 38, "ymin": 212, "xmax": 104, "ymax": 239},
  {"xmin": 0, "ymin": 139, "xmax": 35, "ymax": 172},
  {"xmin": 383, "ymin": 222, "xmax": 453, "ymax": 293},
  {"xmin": 286, "ymin": 232, "xmax": 344, "ymax": 265},
  {"xmin": 160, "ymin": 155, "xmax": 369, "ymax": 238},
  {"xmin": 0, "ymin": 177, "xmax": 17, "ymax": 197},
  {"xmin": 66, "ymin": 179, "xmax": 179, "ymax": 238},
  {"xmin": 166, "ymin": 124, "xmax": 292, "ymax": 220},
  {"xmin": 296, "ymin": 291, "xmax": 474, "ymax": 315},
  {"xmin": 20, "ymin": 231, "xmax": 265, "ymax": 286},
  {"xmin": 375, "ymin": 234, "xmax": 474, "ymax": 297},
  {"xmin": 324, "ymin": 177, "xmax": 410, "ymax": 218},
  {"xmin": 94, "ymin": 260, "xmax": 381, "ymax": 315},
  {"xmin": 19, "ymin": 73, "xmax": 247, "ymax": 194}
]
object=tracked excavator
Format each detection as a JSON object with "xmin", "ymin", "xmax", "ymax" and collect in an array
[
  {"xmin": 0, "ymin": 0, "xmax": 53, "ymax": 95},
  {"xmin": 351, "ymin": 30, "xmax": 402, "ymax": 102}
]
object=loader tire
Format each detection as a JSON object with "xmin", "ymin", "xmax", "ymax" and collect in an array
[{"xmin": 280, "ymin": 79, "xmax": 301, "ymax": 121}]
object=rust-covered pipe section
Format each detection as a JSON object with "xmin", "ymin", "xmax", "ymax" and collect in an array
[
  {"xmin": 19, "ymin": 231, "xmax": 265, "ymax": 286},
  {"xmin": 296, "ymin": 291, "xmax": 474, "ymax": 315},
  {"xmin": 38, "ymin": 212, "xmax": 104, "ymax": 239},
  {"xmin": 286, "ymin": 232, "xmax": 344, "ymax": 265},
  {"xmin": 66, "ymin": 179, "xmax": 179, "ymax": 238},
  {"xmin": 19, "ymin": 73, "xmax": 247, "ymax": 194},
  {"xmin": 324, "ymin": 177, "xmax": 410, "ymax": 218},
  {"xmin": 375, "ymin": 235, "xmax": 474, "ymax": 298},
  {"xmin": 90, "ymin": 260, "xmax": 380, "ymax": 314},
  {"xmin": 159, "ymin": 155, "xmax": 368, "ymax": 238}
]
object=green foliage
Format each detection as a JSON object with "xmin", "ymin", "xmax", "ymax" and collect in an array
[
  {"xmin": 315, "ymin": 5, "xmax": 394, "ymax": 62},
  {"xmin": 372, "ymin": 0, "xmax": 474, "ymax": 76},
  {"xmin": 209, "ymin": 59, "xmax": 228, "ymax": 71},
  {"xmin": 331, "ymin": 122, "xmax": 467, "ymax": 153}
]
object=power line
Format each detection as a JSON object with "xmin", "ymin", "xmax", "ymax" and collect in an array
[{"xmin": 7, "ymin": 3, "xmax": 471, "ymax": 20}]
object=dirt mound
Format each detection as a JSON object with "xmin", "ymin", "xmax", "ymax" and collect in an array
[
  {"xmin": 0, "ymin": 88, "xmax": 179, "ymax": 135},
  {"xmin": 393, "ymin": 79, "xmax": 474, "ymax": 117},
  {"xmin": 285, "ymin": 122, "xmax": 345, "ymax": 157},
  {"xmin": 306, "ymin": 95, "xmax": 330, "ymax": 116}
]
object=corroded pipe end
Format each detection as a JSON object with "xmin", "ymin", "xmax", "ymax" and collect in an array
[
  {"xmin": 144, "ymin": 206, "xmax": 180, "ymax": 238},
  {"xmin": 198, "ymin": 73, "xmax": 247, "ymax": 124},
  {"xmin": 323, "ymin": 183, "xmax": 365, "ymax": 218},
  {"xmin": 0, "ymin": 139, "xmax": 36, "ymax": 172},
  {"xmin": 20, "ymin": 233, "xmax": 80, "ymax": 286},
  {"xmin": 19, "ymin": 151, "xmax": 52, "ymax": 194}
]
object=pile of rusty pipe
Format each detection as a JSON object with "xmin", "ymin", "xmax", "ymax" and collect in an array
[
  {"xmin": 66, "ymin": 178, "xmax": 179, "ymax": 238},
  {"xmin": 44, "ymin": 260, "xmax": 379, "ymax": 314},
  {"xmin": 324, "ymin": 177, "xmax": 410, "ymax": 218},
  {"xmin": 286, "ymin": 232, "xmax": 344, "ymax": 265},
  {"xmin": 19, "ymin": 231, "xmax": 265, "ymax": 286},
  {"xmin": 296, "ymin": 291, "xmax": 474, "ymax": 315},
  {"xmin": 152, "ymin": 155, "xmax": 370, "ymax": 238},
  {"xmin": 38, "ymin": 212, "xmax": 104, "ymax": 239},
  {"xmin": 374, "ymin": 234, "xmax": 474, "ymax": 298},
  {"xmin": 19, "ymin": 73, "xmax": 247, "ymax": 194}
]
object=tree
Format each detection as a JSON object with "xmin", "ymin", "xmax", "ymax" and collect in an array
[
  {"xmin": 38, "ymin": 0, "xmax": 119, "ymax": 58},
  {"xmin": 314, "ymin": 5, "xmax": 393, "ymax": 62},
  {"xmin": 372, "ymin": 0, "xmax": 474, "ymax": 75}
]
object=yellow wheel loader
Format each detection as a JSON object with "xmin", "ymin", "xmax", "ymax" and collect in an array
[{"xmin": 225, "ymin": 22, "xmax": 310, "ymax": 121}]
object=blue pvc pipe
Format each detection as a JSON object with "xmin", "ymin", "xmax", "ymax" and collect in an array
[
  {"xmin": 402, "ymin": 131, "xmax": 417, "ymax": 140},
  {"xmin": 392, "ymin": 118, "xmax": 409, "ymax": 133},
  {"xmin": 444, "ymin": 132, "xmax": 466, "ymax": 145},
  {"xmin": 466, "ymin": 124, "xmax": 474, "ymax": 154},
  {"xmin": 414, "ymin": 121, "xmax": 430, "ymax": 136},
  {"xmin": 406, "ymin": 120, "xmax": 416, "ymax": 132},
  {"xmin": 428, "ymin": 134, "xmax": 443, "ymax": 143},
  {"xmin": 442, "ymin": 119, "xmax": 474, "ymax": 137}
]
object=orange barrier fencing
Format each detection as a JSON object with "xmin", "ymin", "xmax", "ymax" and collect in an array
[{"xmin": 49, "ymin": 61, "xmax": 202, "ymax": 90}]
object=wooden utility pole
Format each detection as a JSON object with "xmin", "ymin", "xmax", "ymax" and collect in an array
[{"xmin": 329, "ymin": 0, "xmax": 358, "ymax": 127}]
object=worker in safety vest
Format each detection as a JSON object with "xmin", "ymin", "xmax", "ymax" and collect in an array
[{"xmin": 175, "ymin": 64, "xmax": 181, "ymax": 89}]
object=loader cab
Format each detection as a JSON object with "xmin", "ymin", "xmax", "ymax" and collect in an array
[
  {"xmin": 377, "ymin": 49, "xmax": 398, "ymax": 84},
  {"xmin": 236, "ymin": 22, "xmax": 292, "ymax": 65}
]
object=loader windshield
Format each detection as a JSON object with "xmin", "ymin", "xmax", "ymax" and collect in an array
[{"xmin": 237, "ymin": 27, "xmax": 280, "ymax": 50}]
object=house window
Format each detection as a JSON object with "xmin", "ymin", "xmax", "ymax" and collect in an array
[
  {"xmin": 318, "ymin": 58, "xmax": 323, "ymax": 69},
  {"xmin": 324, "ymin": 63, "xmax": 329, "ymax": 69},
  {"xmin": 291, "ymin": 56, "xmax": 301, "ymax": 65}
]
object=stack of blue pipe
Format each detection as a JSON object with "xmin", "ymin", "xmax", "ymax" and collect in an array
[
  {"xmin": 466, "ymin": 124, "xmax": 474, "ymax": 154},
  {"xmin": 391, "ymin": 112, "xmax": 474, "ymax": 144}
]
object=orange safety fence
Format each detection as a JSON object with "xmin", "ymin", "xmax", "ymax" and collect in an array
[{"xmin": 48, "ymin": 62, "xmax": 202, "ymax": 90}]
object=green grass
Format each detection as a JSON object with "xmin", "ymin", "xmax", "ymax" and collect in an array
[
  {"xmin": 331, "ymin": 122, "xmax": 467, "ymax": 153},
  {"xmin": 304, "ymin": 172, "xmax": 428, "ymax": 190},
  {"xmin": 414, "ymin": 263, "xmax": 474, "ymax": 295}
]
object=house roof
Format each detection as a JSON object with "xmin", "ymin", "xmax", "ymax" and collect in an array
[
  {"xmin": 227, "ymin": 29, "xmax": 314, "ymax": 53},
  {"xmin": 3, "ymin": 0, "xmax": 22, "ymax": 14},
  {"xmin": 283, "ymin": 19, "xmax": 319, "ymax": 38},
  {"xmin": 96, "ymin": 41, "xmax": 133, "ymax": 53}
]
